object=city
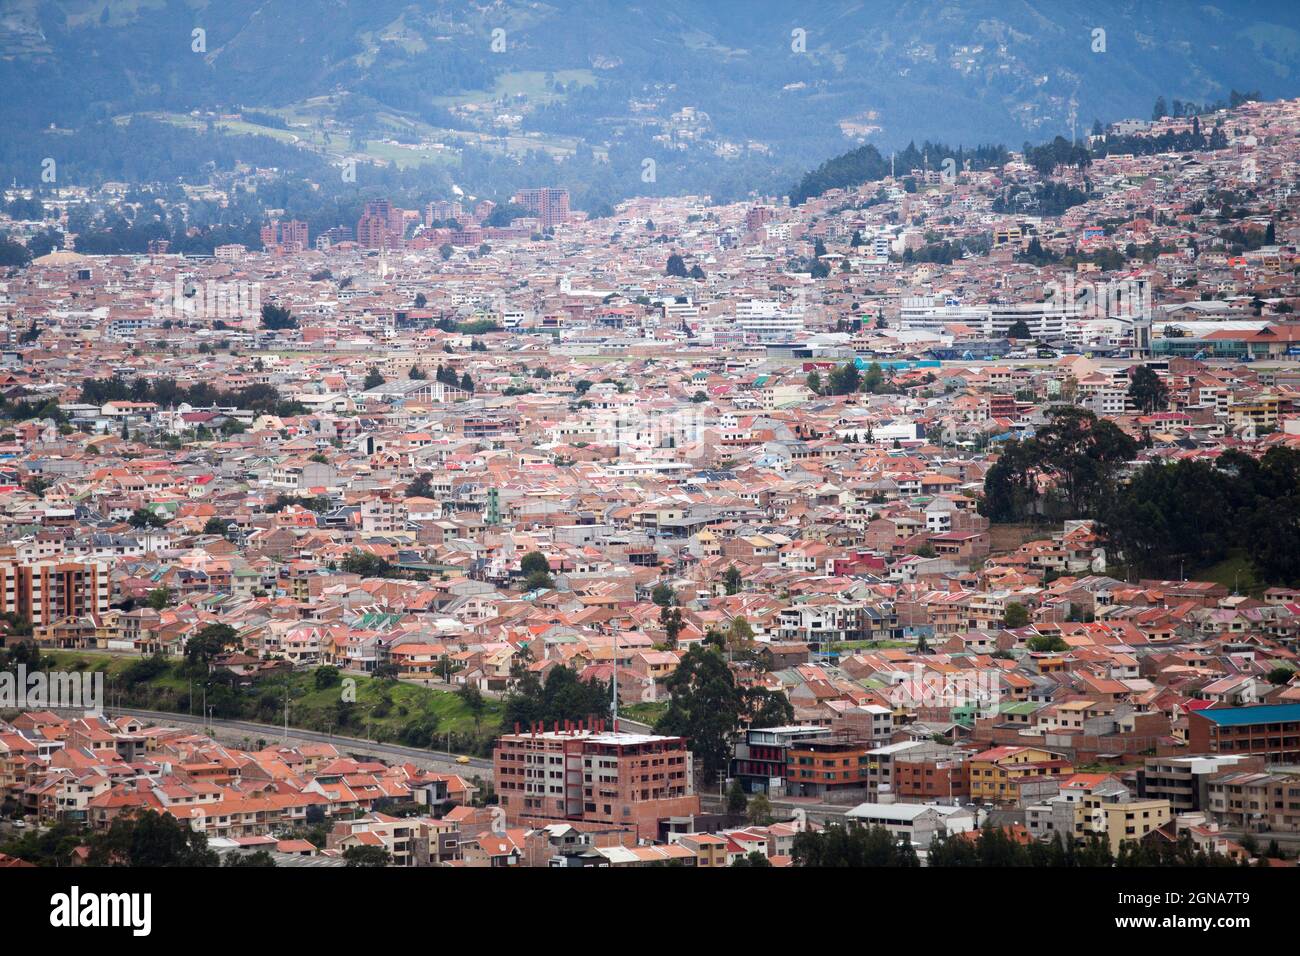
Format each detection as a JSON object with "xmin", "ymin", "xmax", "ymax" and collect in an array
[{"xmin": 0, "ymin": 0, "xmax": 1297, "ymax": 933}]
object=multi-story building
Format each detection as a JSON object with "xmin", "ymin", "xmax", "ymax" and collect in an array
[
  {"xmin": 511, "ymin": 187, "xmax": 570, "ymax": 229},
  {"xmin": 1186, "ymin": 704, "xmax": 1300, "ymax": 762},
  {"xmin": 967, "ymin": 746, "xmax": 1073, "ymax": 805},
  {"xmin": 785, "ymin": 736, "xmax": 873, "ymax": 798},
  {"xmin": 494, "ymin": 727, "xmax": 698, "ymax": 839},
  {"xmin": 261, "ymin": 219, "xmax": 309, "ymax": 252},
  {"xmin": 1137, "ymin": 754, "xmax": 1261, "ymax": 813},
  {"xmin": 730, "ymin": 725, "xmax": 833, "ymax": 795},
  {"xmin": 356, "ymin": 200, "xmax": 406, "ymax": 249},
  {"xmin": 0, "ymin": 559, "xmax": 111, "ymax": 627},
  {"xmin": 1205, "ymin": 768, "xmax": 1300, "ymax": 833}
]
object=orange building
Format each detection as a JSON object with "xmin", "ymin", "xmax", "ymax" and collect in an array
[{"xmin": 786, "ymin": 737, "xmax": 872, "ymax": 798}]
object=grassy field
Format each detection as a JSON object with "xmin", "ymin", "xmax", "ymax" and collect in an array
[
  {"xmin": 1195, "ymin": 552, "xmax": 1264, "ymax": 597},
  {"xmin": 621, "ymin": 701, "xmax": 668, "ymax": 726},
  {"xmin": 44, "ymin": 651, "xmax": 502, "ymax": 755}
]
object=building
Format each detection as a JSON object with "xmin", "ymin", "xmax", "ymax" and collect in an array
[
  {"xmin": 1137, "ymin": 754, "xmax": 1260, "ymax": 813},
  {"xmin": 731, "ymin": 725, "xmax": 833, "ymax": 795},
  {"xmin": 1205, "ymin": 768, "xmax": 1300, "ymax": 833},
  {"xmin": 785, "ymin": 736, "xmax": 872, "ymax": 798},
  {"xmin": 844, "ymin": 801, "xmax": 977, "ymax": 847},
  {"xmin": 0, "ymin": 559, "xmax": 111, "ymax": 627},
  {"xmin": 967, "ymin": 746, "xmax": 1073, "ymax": 805},
  {"xmin": 494, "ymin": 727, "xmax": 698, "ymax": 839},
  {"xmin": 261, "ymin": 219, "xmax": 309, "ymax": 252},
  {"xmin": 1186, "ymin": 704, "xmax": 1300, "ymax": 762},
  {"xmin": 356, "ymin": 200, "xmax": 406, "ymax": 249},
  {"xmin": 511, "ymin": 188, "xmax": 570, "ymax": 229}
]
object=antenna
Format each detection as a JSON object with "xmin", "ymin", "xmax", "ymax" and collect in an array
[{"xmin": 612, "ymin": 625, "xmax": 619, "ymax": 733}]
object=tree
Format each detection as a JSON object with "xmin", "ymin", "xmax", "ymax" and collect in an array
[
  {"xmin": 88, "ymin": 810, "xmax": 219, "ymax": 867},
  {"xmin": 343, "ymin": 845, "xmax": 391, "ymax": 867},
  {"xmin": 806, "ymin": 370, "xmax": 822, "ymax": 395},
  {"xmin": 1002, "ymin": 603, "xmax": 1030, "ymax": 628},
  {"xmin": 825, "ymin": 362, "xmax": 861, "ymax": 396},
  {"xmin": 460, "ymin": 372, "xmax": 474, "ymax": 393},
  {"xmin": 660, "ymin": 606, "xmax": 684, "ymax": 649},
  {"xmin": 502, "ymin": 665, "xmax": 610, "ymax": 729},
  {"xmin": 129, "ymin": 508, "xmax": 168, "ymax": 529},
  {"xmin": 1007, "ymin": 319, "xmax": 1032, "ymax": 339},
  {"xmin": 747, "ymin": 793, "xmax": 774, "ymax": 826},
  {"xmin": 520, "ymin": 551, "xmax": 550, "ymax": 578},
  {"xmin": 186, "ymin": 622, "xmax": 236, "ymax": 668},
  {"xmin": 651, "ymin": 583, "xmax": 675, "ymax": 607},
  {"xmin": 655, "ymin": 645, "xmax": 743, "ymax": 785},
  {"xmin": 260, "ymin": 303, "xmax": 297, "ymax": 330},
  {"xmin": 202, "ymin": 517, "xmax": 232, "ymax": 536},
  {"xmin": 146, "ymin": 588, "xmax": 171, "ymax": 611},
  {"xmin": 406, "ymin": 472, "xmax": 435, "ymax": 499},
  {"xmin": 723, "ymin": 566, "xmax": 743, "ymax": 595},
  {"xmin": 1027, "ymin": 635, "xmax": 1069, "ymax": 653},
  {"xmin": 980, "ymin": 407, "xmax": 1137, "ymax": 523},
  {"xmin": 861, "ymin": 361, "xmax": 884, "ymax": 394},
  {"xmin": 363, "ymin": 367, "xmax": 385, "ymax": 389},
  {"xmin": 1127, "ymin": 365, "xmax": 1169, "ymax": 413},
  {"xmin": 732, "ymin": 850, "xmax": 772, "ymax": 867},
  {"xmin": 726, "ymin": 778, "xmax": 748, "ymax": 815},
  {"xmin": 458, "ymin": 684, "xmax": 487, "ymax": 732},
  {"xmin": 665, "ymin": 253, "xmax": 689, "ymax": 277},
  {"xmin": 792, "ymin": 824, "xmax": 920, "ymax": 867}
]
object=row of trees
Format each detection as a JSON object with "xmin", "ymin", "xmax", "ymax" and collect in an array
[
  {"xmin": 982, "ymin": 405, "xmax": 1300, "ymax": 588},
  {"xmin": 791, "ymin": 823, "xmax": 1247, "ymax": 867},
  {"xmin": 78, "ymin": 375, "xmax": 301, "ymax": 417},
  {"xmin": 1105, "ymin": 447, "xmax": 1300, "ymax": 586},
  {"xmin": 979, "ymin": 407, "xmax": 1138, "ymax": 524}
]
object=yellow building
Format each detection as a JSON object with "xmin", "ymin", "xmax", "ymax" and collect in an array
[
  {"xmin": 968, "ymin": 746, "xmax": 1073, "ymax": 804},
  {"xmin": 1083, "ymin": 800, "xmax": 1172, "ymax": 854}
]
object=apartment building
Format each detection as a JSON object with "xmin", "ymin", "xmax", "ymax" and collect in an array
[
  {"xmin": 1187, "ymin": 703, "xmax": 1300, "ymax": 762},
  {"xmin": 0, "ymin": 559, "xmax": 111, "ymax": 627},
  {"xmin": 494, "ymin": 727, "xmax": 698, "ymax": 839}
]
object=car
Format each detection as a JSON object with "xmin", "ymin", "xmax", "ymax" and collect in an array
[{"xmin": 455, "ymin": 755, "xmax": 471, "ymax": 765}]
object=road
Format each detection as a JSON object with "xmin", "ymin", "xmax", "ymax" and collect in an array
[{"xmin": 98, "ymin": 706, "xmax": 495, "ymax": 778}]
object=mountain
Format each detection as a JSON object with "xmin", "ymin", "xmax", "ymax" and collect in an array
[{"xmin": 4, "ymin": 0, "xmax": 1300, "ymax": 200}]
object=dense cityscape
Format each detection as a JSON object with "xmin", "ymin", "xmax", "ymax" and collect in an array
[{"xmin": 0, "ymin": 13, "xmax": 1297, "ymax": 934}]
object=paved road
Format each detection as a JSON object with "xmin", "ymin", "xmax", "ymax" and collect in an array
[{"xmin": 101, "ymin": 706, "xmax": 495, "ymax": 778}]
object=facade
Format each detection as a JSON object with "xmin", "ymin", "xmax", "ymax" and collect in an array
[
  {"xmin": 731, "ymin": 725, "xmax": 833, "ymax": 794},
  {"xmin": 1205, "ymin": 769, "xmax": 1300, "ymax": 833},
  {"xmin": 511, "ymin": 188, "xmax": 570, "ymax": 229},
  {"xmin": 494, "ymin": 728, "xmax": 698, "ymax": 839},
  {"xmin": 1186, "ymin": 704, "xmax": 1300, "ymax": 762},
  {"xmin": 0, "ymin": 559, "xmax": 111, "ymax": 627}
]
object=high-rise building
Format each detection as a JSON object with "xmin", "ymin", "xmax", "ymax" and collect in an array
[
  {"xmin": 510, "ymin": 188, "xmax": 570, "ymax": 229},
  {"xmin": 356, "ymin": 200, "xmax": 406, "ymax": 249},
  {"xmin": 425, "ymin": 200, "xmax": 463, "ymax": 226},
  {"xmin": 260, "ymin": 219, "xmax": 309, "ymax": 252},
  {"xmin": 0, "ymin": 560, "xmax": 111, "ymax": 627}
]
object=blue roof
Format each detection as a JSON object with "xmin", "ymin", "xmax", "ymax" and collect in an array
[{"xmin": 1198, "ymin": 703, "xmax": 1300, "ymax": 726}]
